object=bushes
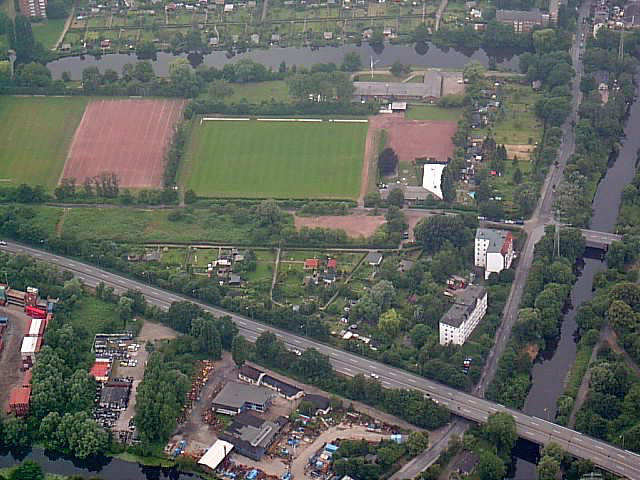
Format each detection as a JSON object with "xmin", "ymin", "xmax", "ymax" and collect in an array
[
  {"xmin": 488, "ymin": 226, "xmax": 584, "ymax": 408},
  {"xmin": 163, "ymin": 122, "xmax": 189, "ymax": 187}
]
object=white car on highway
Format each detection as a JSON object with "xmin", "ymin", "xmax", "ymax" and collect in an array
[
  {"xmin": 0, "ymin": 241, "xmax": 6, "ymax": 246},
  {"xmin": 370, "ymin": 373, "xmax": 380, "ymax": 379}
]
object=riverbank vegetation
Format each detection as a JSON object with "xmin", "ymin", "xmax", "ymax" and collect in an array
[
  {"xmin": 487, "ymin": 226, "xmax": 585, "ymax": 408},
  {"xmin": 554, "ymin": 29, "xmax": 639, "ymax": 227}
]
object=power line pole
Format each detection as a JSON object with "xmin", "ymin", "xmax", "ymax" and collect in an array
[{"xmin": 618, "ymin": 29, "xmax": 624, "ymax": 62}]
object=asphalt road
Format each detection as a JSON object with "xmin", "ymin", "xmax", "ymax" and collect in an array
[{"xmin": 2, "ymin": 240, "xmax": 639, "ymax": 478}]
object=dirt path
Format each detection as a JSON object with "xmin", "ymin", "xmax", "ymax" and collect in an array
[
  {"xmin": 568, "ymin": 323, "xmax": 640, "ymax": 428},
  {"xmin": 53, "ymin": 6, "xmax": 75, "ymax": 51},
  {"xmin": 604, "ymin": 324, "xmax": 640, "ymax": 377},
  {"xmin": 359, "ymin": 116, "xmax": 384, "ymax": 206},
  {"xmin": 172, "ymin": 352, "xmax": 237, "ymax": 456},
  {"xmin": 0, "ymin": 306, "xmax": 30, "ymax": 410},
  {"xmin": 55, "ymin": 208, "xmax": 69, "ymax": 237},
  {"xmin": 567, "ymin": 329, "xmax": 605, "ymax": 428}
]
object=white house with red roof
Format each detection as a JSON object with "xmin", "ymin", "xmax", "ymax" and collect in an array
[{"xmin": 474, "ymin": 228, "xmax": 514, "ymax": 279}]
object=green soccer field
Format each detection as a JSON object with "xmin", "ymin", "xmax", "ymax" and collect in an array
[
  {"xmin": 0, "ymin": 96, "xmax": 88, "ymax": 190},
  {"xmin": 182, "ymin": 119, "xmax": 368, "ymax": 199}
]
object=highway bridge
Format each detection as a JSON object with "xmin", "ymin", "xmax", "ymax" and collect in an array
[
  {"xmin": 1, "ymin": 241, "xmax": 639, "ymax": 479},
  {"xmin": 580, "ymin": 229, "xmax": 623, "ymax": 249}
]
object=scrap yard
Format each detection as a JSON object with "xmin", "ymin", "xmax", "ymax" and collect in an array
[{"xmin": 163, "ymin": 355, "xmax": 435, "ymax": 480}]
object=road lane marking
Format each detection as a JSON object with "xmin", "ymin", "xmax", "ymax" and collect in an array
[
  {"xmin": 595, "ymin": 445, "xmax": 605, "ymax": 451},
  {"xmin": 388, "ymin": 371, "xmax": 397, "ymax": 377},
  {"xmin": 468, "ymin": 399, "xmax": 476, "ymax": 404},
  {"xmin": 531, "ymin": 421, "xmax": 540, "ymax": 426},
  {"xmin": 553, "ymin": 429, "xmax": 562, "ymax": 434}
]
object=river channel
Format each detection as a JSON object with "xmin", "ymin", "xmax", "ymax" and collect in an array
[
  {"xmin": 510, "ymin": 73, "xmax": 640, "ymax": 479},
  {"xmin": 46, "ymin": 43, "xmax": 520, "ymax": 80}
]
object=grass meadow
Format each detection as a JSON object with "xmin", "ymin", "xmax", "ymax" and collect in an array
[
  {"xmin": 0, "ymin": 96, "xmax": 87, "ymax": 189},
  {"xmin": 182, "ymin": 119, "xmax": 368, "ymax": 199}
]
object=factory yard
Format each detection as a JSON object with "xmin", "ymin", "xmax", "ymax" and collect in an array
[
  {"xmin": 0, "ymin": 307, "xmax": 30, "ymax": 411},
  {"xmin": 166, "ymin": 356, "xmax": 446, "ymax": 480},
  {"xmin": 112, "ymin": 321, "xmax": 178, "ymax": 438},
  {"xmin": 62, "ymin": 98, "xmax": 185, "ymax": 188}
]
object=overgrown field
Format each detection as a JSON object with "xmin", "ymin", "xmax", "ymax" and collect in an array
[
  {"xmin": 0, "ymin": 96, "xmax": 88, "ymax": 189},
  {"xmin": 182, "ymin": 119, "xmax": 367, "ymax": 199}
]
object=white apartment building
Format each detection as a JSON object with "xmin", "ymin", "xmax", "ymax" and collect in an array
[
  {"xmin": 439, "ymin": 285, "xmax": 488, "ymax": 346},
  {"xmin": 475, "ymin": 228, "xmax": 515, "ymax": 280},
  {"xmin": 20, "ymin": 0, "xmax": 47, "ymax": 18}
]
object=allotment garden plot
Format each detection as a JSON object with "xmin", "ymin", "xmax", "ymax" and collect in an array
[
  {"xmin": 183, "ymin": 119, "xmax": 368, "ymax": 199},
  {"xmin": 0, "ymin": 96, "xmax": 87, "ymax": 190}
]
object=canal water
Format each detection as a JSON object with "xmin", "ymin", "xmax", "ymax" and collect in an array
[
  {"xmin": 0, "ymin": 447, "xmax": 195, "ymax": 479},
  {"xmin": 510, "ymin": 74, "xmax": 640, "ymax": 478},
  {"xmin": 46, "ymin": 43, "xmax": 520, "ymax": 80}
]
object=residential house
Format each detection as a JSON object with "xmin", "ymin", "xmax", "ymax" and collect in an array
[
  {"xmin": 474, "ymin": 228, "xmax": 515, "ymax": 279},
  {"xmin": 495, "ymin": 9, "xmax": 550, "ymax": 32},
  {"xmin": 364, "ymin": 252, "xmax": 383, "ymax": 266}
]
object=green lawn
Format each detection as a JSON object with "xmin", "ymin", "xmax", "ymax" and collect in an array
[
  {"xmin": 0, "ymin": 96, "xmax": 88, "ymax": 189},
  {"xmin": 183, "ymin": 119, "xmax": 367, "ymax": 199},
  {"xmin": 70, "ymin": 296, "xmax": 124, "ymax": 342},
  {"xmin": 405, "ymin": 105, "xmax": 463, "ymax": 121},
  {"xmin": 226, "ymin": 80, "xmax": 291, "ymax": 104},
  {"xmin": 32, "ymin": 18, "xmax": 67, "ymax": 48},
  {"xmin": 60, "ymin": 206, "xmax": 292, "ymax": 244}
]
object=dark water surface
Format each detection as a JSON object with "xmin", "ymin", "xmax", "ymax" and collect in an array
[
  {"xmin": 47, "ymin": 43, "xmax": 520, "ymax": 80},
  {"xmin": 510, "ymin": 74, "xmax": 640, "ymax": 478},
  {"xmin": 0, "ymin": 447, "xmax": 195, "ymax": 479}
]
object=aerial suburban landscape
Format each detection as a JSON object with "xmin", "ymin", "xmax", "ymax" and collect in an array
[{"xmin": 1, "ymin": 0, "xmax": 640, "ymax": 478}]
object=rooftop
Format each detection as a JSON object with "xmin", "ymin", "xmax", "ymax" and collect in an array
[
  {"xmin": 305, "ymin": 393, "xmax": 330, "ymax": 411},
  {"xmin": 100, "ymin": 381, "xmax": 131, "ymax": 405},
  {"xmin": 239, "ymin": 364, "xmax": 263, "ymax": 382},
  {"xmin": 213, "ymin": 382, "xmax": 273, "ymax": 410},
  {"xmin": 476, "ymin": 228, "xmax": 510, "ymax": 254},
  {"xmin": 8, "ymin": 386, "xmax": 31, "ymax": 406},
  {"xmin": 198, "ymin": 440, "xmax": 234, "ymax": 471},
  {"xmin": 225, "ymin": 411, "xmax": 287, "ymax": 448},
  {"xmin": 20, "ymin": 336, "xmax": 41, "ymax": 354},
  {"xmin": 262, "ymin": 374, "xmax": 303, "ymax": 398},
  {"xmin": 441, "ymin": 285, "xmax": 487, "ymax": 328},
  {"xmin": 365, "ymin": 252, "xmax": 383, "ymax": 264},
  {"xmin": 496, "ymin": 8, "xmax": 548, "ymax": 22}
]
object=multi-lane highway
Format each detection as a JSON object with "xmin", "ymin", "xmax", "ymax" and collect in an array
[{"xmin": 2, "ymin": 240, "xmax": 639, "ymax": 479}]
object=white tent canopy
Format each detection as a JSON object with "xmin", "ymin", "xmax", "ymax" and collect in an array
[
  {"xmin": 422, "ymin": 164, "xmax": 446, "ymax": 200},
  {"xmin": 198, "ymin": 440, "xmax": 234, "ymax": 471}
]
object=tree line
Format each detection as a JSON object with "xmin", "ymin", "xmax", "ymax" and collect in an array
[{"xmin": 488, "ymin": 226, "xmax": 585, "ymax": 408}]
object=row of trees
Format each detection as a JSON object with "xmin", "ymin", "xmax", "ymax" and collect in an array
[
  {"xmin": 252, "ymin": 331, "xmax": 451, "ymax": 429},
  {"xmin": 488, "ymin": 226, "xmax": 585, "ymax": 408}
]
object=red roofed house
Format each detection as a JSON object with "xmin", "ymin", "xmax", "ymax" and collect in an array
[
  {"xmin": 327, "ymin": 258, "xmax": 337, "ymax": 270},
  {"xmin": 90, "ymin": 360, "xmax": 111, "ymax": 382},
  {"xmin": 304, "ymin": 259, "xmax": 319, "ymax": 270},
  {"xmin": 7, "ymin": 386, "xmax": 31, "ymax": 416},
  {"xmin": 474, "ymin": 228, "xmax": 514, "ymax": 279}
]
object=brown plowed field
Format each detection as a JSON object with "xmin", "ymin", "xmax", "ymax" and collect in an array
[
  {"xmin": 61, "ymin": 99, "xmax": 184, "ymax": 188},
  {"xmin": 359, "ymin": 113, "xmax": 457, "ymax": 204},
  {"xmin": 373, "ymin": 114, "xmax": 457, "ymax": 163},
  {"xmin": 294, "ymin": 212, "xmax": 386, "ymax": 238}
]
